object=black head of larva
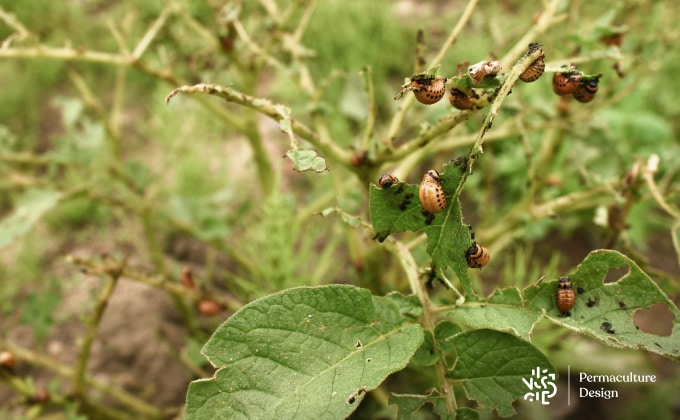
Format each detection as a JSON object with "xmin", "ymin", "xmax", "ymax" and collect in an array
[
  {"xmin": 519, "ymin": 43, "xmax": 545, "ymax": 83},
  {"xmin": 378, "ymin": 174, "xmax": 399, "ymax": 189},
  {"xmin": 424, "ymin": 169, "xmax": 440, "ymax": 183},
  {"xmin": 573, "ymin": 79, "xmax": 600, "ymax": 103},
  {"xmin": 411, "ymin": 76, "xmax": 447, "ymax": 105}
]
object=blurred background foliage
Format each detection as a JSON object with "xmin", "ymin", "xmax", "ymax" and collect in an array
[{"xmin": 0, "ymin": 0, "xmax": 679, "ymax": 418}]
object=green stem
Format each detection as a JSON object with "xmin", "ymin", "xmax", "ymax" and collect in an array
[
  {"xmin": 71, "ymin": 261, "xmax": 123, "ymax": 397},
  {"xmin": 165, "ymin": 83, "xmax": 352, "ymax": 165},
  {"xmin": 140, "ymin": 207, "xmax": 199, "ymax": 333},
  {"xmin": 386, "ymin": 0, "xmax": 479, "ymax": 144},
  {"xmin": 244, "ymin": 123, "xmax": 277, "ymax": 197},
  {"xmin": 485, "ymin": 184, "xmax": 615, "ymax": 252},
  {"xmin": 390, "ymin": 240, "xmax": 457, "ymax": 412},
  {"xmin": 1, "ymin": 339, "xmax": 163, "ymax": 418},
  {"xmin": 452, "ymin": 46, "xmax": 547, "ymax": 201}
]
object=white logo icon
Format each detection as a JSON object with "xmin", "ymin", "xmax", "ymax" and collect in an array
[{"xmin": 522, "ymin": 367, "xmax": 557, "ymax": 405}]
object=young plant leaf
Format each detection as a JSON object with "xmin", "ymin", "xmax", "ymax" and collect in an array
[
  {"xmin": 525, "ymin": 249, "xmax": 680, "ymax": 360},
  {"xmin": 448, "ymin": 329, "xmax": 555, "ymax": 418},
  {"xmin": 286, "ymin": 149, "xmax": 328, "ymax": 172},
  {"xmin": 185, "ymin": 285, "xmax": 423, "ymax": 419}
]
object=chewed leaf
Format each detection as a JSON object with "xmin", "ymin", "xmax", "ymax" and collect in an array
[
  {"xmin": 286, "ymin": 149, "xmax": 328, "ymax": 172},
  {"xmin": 185, "ymin": 285, "xmax": 423, "ymax": 419},
  {"xmin": 369, "ymin": 161, "xmax": 476, "ymax": 297},
  {"xmin": 525, "ymin": 249, "xmax": 680, "ymax": 360},
  {"xmin": 390, "ymin": 390, "xmax": 455, "ymax": 419}
]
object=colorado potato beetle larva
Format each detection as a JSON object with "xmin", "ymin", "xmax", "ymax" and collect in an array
[
  {"xmin": 418, "ymin": 170, "xmax": 446, "ymax": 213},
  {"xmin": 411, "ymin": 75, "xmax": 447, "ymax": 105},
  {"xmin": 519, "ymin": 43, "xmax": 545, "ymax": 83},
  {"xmin": 465, "ymin": 227, "xmax": 490, "ymax": 269},
  {"xmin": 573, "ymin": 78, "xmax": 600, "ymax": 103},
  {"xmin": 449, "ymin": 87, "xmax": 475, "ymax": 110},
  {"xmin": 378, "ymin": 174, "xmax": 399, "ymax": 189},
  {"xmin": 556, "ymin": 277, "xmax": 575, "ymax": 316},
  {"xmin": 552, "ymin": 71, "xmax": 582, "ymax": 95}
]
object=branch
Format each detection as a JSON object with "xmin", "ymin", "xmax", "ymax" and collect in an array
[
  {"xmin": 385, "ymin": 0, "xmax": 479, "ymax": 144},
  {"xmin": 165, "ymin": 83, "xmax": 351, "ymax": 163}
]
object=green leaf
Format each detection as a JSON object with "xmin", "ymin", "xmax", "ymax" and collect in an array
[
  {"xmin": 412, "ymin": 329, "xmax": 439, "ymax": 366},
  {"xmin": 525, "ymin": 249, "xmax": 680, "ymax": 360},
  {"xmin": 451, "ymin": 287, "xmax": 542, "ymax": 340},
  {"xmin": 286, "ymin": 149, "xmax": 328, "ymax": 172},
  {"xmin": 384, "ymin": 292, "xmax": 423, "ymax": 319},
  {"xmin": 455, "ymin": 407, "xmax": 481, "ymax": 420},
  {"xmin": 0, "ymin": 189, "xmax": 62, "ymax": 249},
  {"xmin": 434, "ymin": 321, "xmax": 462, "ymax": 352},
  {"xmin": 369, "ymin": 162, "xmax": 476, "ymax": 297},
  {"xmin": 449, "ymin": 329, "xmax": 555, "ymax": 418},
  {"xmin": 185, "ymin": 285, "xmax": 423, "ymax": 419},
  {"xmin": 390, "ymin": 391, "xmax": 454, "ymax": 420}
]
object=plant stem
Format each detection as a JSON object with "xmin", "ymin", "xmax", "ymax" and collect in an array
[
  {"xmin": 1, "ymin": 339, "xmax": 164, "ymax": 418},
  {"xmin": 390, "ymin": 240, "xmax": 457, "ymax": 412},
  {"xmin": 165, "ymin": 83, "xmax": 352, "ymax": 164},
  {"xmin": 71, "ymin": 258, "xmax": 124, "ymax": 397},
  {"xmin": 386, "ymin": 0, "xmax": 479, "ymax": 145},
  {"xmin": 498, "ymin": 0, "xmax": 565, "ymax": 70}
]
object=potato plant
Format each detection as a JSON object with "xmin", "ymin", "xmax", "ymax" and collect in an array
[{"xmin": 0, "ymin": 1, "xmax": 679, "ymax": 419}]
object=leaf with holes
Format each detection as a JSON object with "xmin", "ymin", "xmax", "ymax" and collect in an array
[
  {"xmin": 185, "ymin": 285, "xmax": 423, "ymax": 419},
  {"xmin": 525, "ymin": 249, "xmax": 680, "ymax": 360},
  {"xmin": 369, "ymin": 161, "xmax": 476, "ymax": 297},
  {"xmin": 448, "ymin": 329, "xmax": 555, "ymax": 418}
]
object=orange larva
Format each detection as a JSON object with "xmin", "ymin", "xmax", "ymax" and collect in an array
[
  {"xmin": 418, "ymin": 169, "xmax": 446, "ymax": 213},
  {"xmin": 519, "ymin": 43, "xmax": 545, "ymax": 83},
  {"xmin": 0, "ymin": 351, "xmax": 16, "ymax": 371},
  {"xmin": 573, "ymin": 79, "xmax": 600, "ymax": 103},
  {"xmin": 465, "ymin": 243, "xmax": 490, "ymax": 269},
  {"xmin": 411, "ymin": 76, "xmax": 447, "ymax": 105},
  {"xmin": 198, "ymin": 300, "xmax": 223, "ymax": 316},
  {"xmin": 552, "ymin": 71, "xmax": 582, "ymax": 95},
  {"xmin": 556, "ymin": 277, "xmax": 575, "ymax": 315},
  {"xmin": 378, "ymin": 174, "xmax": 399, "ymax": 189},
  {"xmin": 449, "ymin": 87, "xmax": 474, "ymax": 110}
]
